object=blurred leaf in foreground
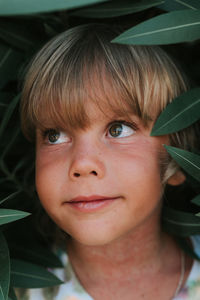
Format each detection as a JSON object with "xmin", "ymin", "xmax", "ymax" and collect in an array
[
  {"xmin": 0, "ymin": 209, "xmax": 30, "ymax": 226},
  {"xmin": 72, "ymin": 0, "xmax": 163, "ymax": 18},
  {"xmin": 164, "ymin": 145, "xmax": 200, "ymax": 182},
  {"xmin": 0, "ymin": 0, "xmax": 108, "ymax": 16},
  {"xmin": 151, "ymin": 88, "xmax": 200, "ymax": 136},
  {"xmin": 162, "ymin": 205, "xmax": 200, "ymax": 236},
  {"xmin": 158, "ymin": 0, "xmax": 200, "ymax": 12},
  {"xmin": 191, "ymin": 194, "xmax": 200, "ymax": 206},
  {"xmin": 112, "ymin": 9, "xmax": 200, "ymax": 45},
  {"xmin": 10, "ymin": 259, "xmax": 63, "ymax": 288}
]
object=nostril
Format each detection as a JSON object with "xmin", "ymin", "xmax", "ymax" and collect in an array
[
  {"xmin": 74, "ymin": 173, "xmax": 80, "ymax": 177},
  {"xmin": 73, "ymin": 171, "xmax": 98, "ymax": 177},
  {"xmin": 91, "ymin": 170, "xmax": 97, "ymax": 176}
]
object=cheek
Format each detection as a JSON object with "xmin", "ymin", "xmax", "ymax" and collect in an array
[
  {"xmin": 109, "ymin": 141, "xmax": 164, "ymax": 200},
  {"xmin": 110, "ymin": 139, "xmax": 162, "ymax": 177},
  {"xmin": 35, "ymin": 150, "xmax": 65, "ymax": 209},
  {"xmin": 35, "ymin": 162, "xmax": 64, "ymax": 226}
]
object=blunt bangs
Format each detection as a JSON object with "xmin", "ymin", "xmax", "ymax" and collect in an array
[{"xmin": 21, "ymin": 24, "xmax": 187, "ymax": 141}]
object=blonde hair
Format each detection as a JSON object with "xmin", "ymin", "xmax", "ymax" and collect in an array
[{"xmin": 21, "ymin": 23, "xmax": 198, "ymax": 183}]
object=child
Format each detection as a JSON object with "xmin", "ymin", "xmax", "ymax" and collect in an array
[{"xmin": 19, "ymin": 23, "xmax": 200, "ymax": 300}]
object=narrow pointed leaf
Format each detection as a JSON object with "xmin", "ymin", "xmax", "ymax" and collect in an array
[
  {"xmin": 0, "ymin": 0, "xmax": 108, "ymax": 16},
  {"xmin": 191, "ymin": 194, "xmax": 200, "ymax": 206},
  {"xmin": 0, "ymin": 209, "xmax": 30, "ymax": 226},
  {"xmin": 0, "ymin": 232, "xmax": 10, "ymax": 300},
  {"xmin": 9, "ymin": 243, "xmax": 63, "ymax": 268},
  {"xmin": 164, "ymin": 145, "xmax": 200, "ymax": 182},
  {"xmin": 0, "ymin": 191, "xmax": 21, "ymax": 206},
  {"xmin": 158, "ymin": 0, "xmax": 200, "ymax": 11},
  {"xmin": 112, "ymin": 9, "xmax": 200, "ymax": 45},
  {"xmin": 72, "ymin": 0, "xmax": 163, "ymax": 18},
  {"xmin": 151, "ymin": 88, "xmax": 200, "ymax": 136},
  {"xmin": 10, "ymin": 259, "xmax": 63, "ymax": 288},
  {"xmin": 177, "ymin": 237, "xmax": 200, "ymax": 261},
  {"xmin": 162, "ymin": 205, "xmax": 200, "ymax": 236}
]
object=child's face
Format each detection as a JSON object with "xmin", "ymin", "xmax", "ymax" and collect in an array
[{"xmin": 35, "ymin": 99, "xmax": 169, "ymax": 246}]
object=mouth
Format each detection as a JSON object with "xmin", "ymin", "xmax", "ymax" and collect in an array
[{"xmin": 65, "ymin": 195, "xmax": 120, "ymax": 212}]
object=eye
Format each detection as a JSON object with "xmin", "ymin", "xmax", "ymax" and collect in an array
[
  {"xmin": 107, "ymin": 122, "xmax": 136, "ymax": 138},
  {"xmin": 44, "ymin": 129, "xmax": 69, "ymax": 144}
]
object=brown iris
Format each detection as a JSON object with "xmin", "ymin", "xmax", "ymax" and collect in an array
[
  {"xmin": 47, "ymin": 129, "xmax": 60, "ymax": 143},
  {"xmin": 109, "ymin": 124, "xmax": 123, "ymax": 137}
]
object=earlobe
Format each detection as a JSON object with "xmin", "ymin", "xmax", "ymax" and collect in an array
[{"xmin": 167, "ymin": 170, "xmax": 186, "ymax": 186}]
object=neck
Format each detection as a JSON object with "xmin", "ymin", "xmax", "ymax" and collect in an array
[{"xmin": 67, "ymin": 215, "xmax": 176, "ymax": 284}]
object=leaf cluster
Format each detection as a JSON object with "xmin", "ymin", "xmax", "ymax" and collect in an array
[{"xmin": 0, "ymin": 0, "xmax": 200, "ymax": 299}]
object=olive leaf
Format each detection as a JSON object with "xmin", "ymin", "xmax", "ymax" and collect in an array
[
  {"xmin": 0, "ymin": 0, "xmax": 108, "ymax": 16},
  {"xmin": 164, "ymin": 145, "xmax": 200, "ymax": 182},
  {"xmin": 10, "ymin": 259, "xmax": 63, "ymax": 288},
  {"xmin": 162, "ymin": 205, "xmax": 200, "ymax": 236},
  {"xmin": 112, "ymin": 9, "xmax": 200, "ymax": 45},
  {"xmin": 72, "ymin": 0, "xmax": 163, "ymax": 18},
  {"xmin": 0, "ymin": 209, "xmax": 30, "ymax": 226},
  {"xmin": 191, "ymin": 194, "xmax": 200, "ymax": 206},
  {"xmin": 151, "ymin": 88, "xmax": 200, "ymax": 136},
  {"xmin": 158, "ymin": 0, "xmax": 200, "ymax": 12}
]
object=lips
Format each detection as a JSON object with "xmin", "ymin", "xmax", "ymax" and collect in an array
[
  {"xmin": 68, "ymin": 195, "xmax": 118, "ymax": 203},
  {"xmin": 65, "ymin": 195, "xmax": 120, "ymax": 212}
]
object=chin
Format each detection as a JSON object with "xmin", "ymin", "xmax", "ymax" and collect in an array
[{"xmin": 67, "ymin": 230, "xmax": 118, "ymax": 247}]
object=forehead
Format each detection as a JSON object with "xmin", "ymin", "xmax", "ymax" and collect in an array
[
  {"xmin": 37, "ymin": 93, "xmax": 142, "ymax": 130},
  {"xmin": 25, "ymin": 42, "xmax": 160, "ymax": 139},
  {"xmin": 78, "ymin": 98, "xmax": 141, "ymax": 124},
  {"xmin": 34, "ymin": 66, "xmax": 151, "ymax": 132}
]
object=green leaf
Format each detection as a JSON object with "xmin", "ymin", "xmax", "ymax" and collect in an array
[
  {"xmin": 176, "ymin": 237, "xmax": 200, "ymax": 261},
  {"xmin": 0, "ymin": 191, "xmax": 21, "ymax": 206},
  {"xmin": 0, "ymin": 209, "xmax": 30, "ymax": 226},
  {"xmin": 158, "ymin": 0, "xmax": 200, "ymax": 12},
  {"xmin": 10, "ymin": 259, "xmax": 63, "ymax": 288},
  {"xmin": 112, "ymin": 9, "xmax": 200, "ymax": 45},
  {"xmin": 0, "ymin": 232, "xmax": 10, "ymax": 300},
  {"xmin": 0, "ymin": 94, "xmax": 20, "ymax": 139},
  {"xmin": 72, "ymin": 0, "xmax": 163, "ymax": 18},
  {"xmin": 191, "ymin": 194, "xmax": 200, "ymax": 206},
  {"xmin": 151, "ymin": 88, "xmax": 200, "ymax": 136},
  {"xmin": 164, "ymin": 145, "xmax": 200, "ymax": 182},
  {"xmin": 162, "ymin": 205, "xmax": 200, "ymax": 236},
  {"xmin": 9, "ymin": 243, "xmax": 63, "ymax": 268},
  {"xmin": 0, "ymin": 0, "xmax": 108, "ymax": 16}
]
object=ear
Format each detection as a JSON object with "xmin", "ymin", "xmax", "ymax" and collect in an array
[{"xmin": 167, "ymin": 170, "xmax": 186, "ymax": 186}]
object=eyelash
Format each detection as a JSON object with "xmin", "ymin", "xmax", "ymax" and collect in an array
[
  {"xmin": 42, "ymin": 129, "xmax": 56, "ymax": 139},
  {"xmin": 42, "ymin": 128, "xmax": 61, "ymax": 143},
  {"xmin": 40, "ymin": 120, "xmax": 138, "ymax": 143},
  {"xmin": 107, "ymin": 120, "xmax": 138, "ymax": 131}
]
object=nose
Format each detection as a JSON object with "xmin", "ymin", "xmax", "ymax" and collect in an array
[{"xmin": 68, "ymin": 139, "xmax": 105, "ymax": 180}]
